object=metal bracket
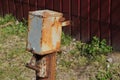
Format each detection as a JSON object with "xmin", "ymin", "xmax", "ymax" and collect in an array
[{"xmin": 26, "ymin": 54, "xmax": 39, "ymax": 71}]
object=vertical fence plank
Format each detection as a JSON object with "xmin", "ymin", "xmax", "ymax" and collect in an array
[
  {"xmin": 62, "ymin": 0, "xmax": 71, "ymax": 35},
  {"xmin": 90, "ymin": 0, "xmax": 100, "ymax": 38},
  {"xmin": 111, "ymin": 0, "xmax": 120, "ymax": 26},
  {"xmin": 8, "ymin": 0, "xmax": 16, "ymax": 16},
  {"xmin": 108, "ymin": 0, "xmax": 111, "ymax": 45},
  {"xmin": 53, "ymin": 0, "xmax": 60, "ymax": 11},
  {"xmin": 111, "ymin": 25, "xmax": 120, "ymax": 50},
  {"xmin": 37, "ymin": 0, "xmax": 45, "ymax": 10},
  {"xmin": 71, "ymin": 16, "xmax": 80, "ymax": 40},
  {"xmin": 2, "ymin": 0, "xmax": 9, "ymax": 15},
  {"xmin": 62, "ymin": 0, "xmax": 70, "ymax": 14},
  {"xmin": 60, "ymin": 0, "xmax": 62, "ymax": 12},
  {"xmin": 100, "ymin": 0, "xmax": 110, "ymax": 44},
  {"xmin": 22, "ymin": 0, "xmax": 29, "ymax": 19},
  {"xmin": 71, "ymin": 0, "xmax": 80, "ymax": 40},
  {"xmin": 0, "ymin": 0, "xmax": 3, "ymax": 16},
  {"xmin": 78, "ymin": 0, "xmax": 81, "ymax": 40},
  {"xmin": 88, "ymin": 0, "xmax": 91, "ymax": 40},
  {"xmin": 71, "ymin": 0, "xmax": 78, "ymax": 16},
  {"xmin": 29, "ymin": 0, "xmax": 37, "ymax": 11},
  {"xmin": 111, "ymin": 0, "xmax": 120, "ymax": 50},
  {"xmin": 14, "ymin": 0, "xmax": 23, "ymax": 20},
  {"xmin": 81, "ymin": 0, "xmax": 89, "ymax": 42},
  {"xmin": 45, "ymin": 0, "xmax": 53, "ymax": 10}
]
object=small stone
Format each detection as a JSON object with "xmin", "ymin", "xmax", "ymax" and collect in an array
[
  {"xmin": 73, "ymin": 38, "xmax": 76, "ymax": 42},
  {"xmin": 107, "ymin": 58, "xmax": 113, "ymax": 63}
]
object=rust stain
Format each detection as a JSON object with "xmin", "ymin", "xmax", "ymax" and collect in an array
[
  {"xmin": 41, "ymin": 15, "xmax": 62, "ymax": 54},
  {"xmin": 41, "ymin": 17, "xmax": 53, "ymax": 52},
  {"xmin": 56, "ymin": 41, "xmax": 61, "ymax": 50}
]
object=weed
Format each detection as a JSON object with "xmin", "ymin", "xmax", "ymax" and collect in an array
[
  {"xmin": 96, "ymin": 70, "xmax": 112, "ymax": 80},
  {"xmin": 61, "ymin": 32, "xmax": 72, "ymax": 46},
  {"xmin": 0, "ymin": 14, "xmax": 27, "ymax": 37},
  {"xmin": 87, "ymin": 37, "xmax": 112, "ymax": 56},
  {"xmin": 76, "ymin": 41, "xmax": 88, "ymax": 56},
  {"xmin": 75, "ymin": 36, "xmax": 112, "ymax": 59},
  {"xmin": 0, "ymin": 14, "xmax": 15, "ymax": 25}
]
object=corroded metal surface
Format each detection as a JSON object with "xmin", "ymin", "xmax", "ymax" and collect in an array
[
  {"xmin": 27, "ymin": 10, "xmax": 64, "ymax": 55},
  {"xmin": 41, "ymin": 15, "xmax": 62, "ymax": 55},
  {"xmin": 36, "ymin": 56, "xmax": 48, "ymax": 78}
]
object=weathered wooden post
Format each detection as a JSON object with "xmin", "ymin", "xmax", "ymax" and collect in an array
[{"xmin": 26, "ymin": 10, "xmax": 70, "ymax": 80}]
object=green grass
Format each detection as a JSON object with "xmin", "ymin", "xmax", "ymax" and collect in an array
[{"xmin": 0, "ymin": 14, "xmax": 35, "ymax": 80}]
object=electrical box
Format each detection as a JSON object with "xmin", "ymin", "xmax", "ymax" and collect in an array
[{"xmin": 26, "ymin": 10, "xmax": 67, "ymax": 55}]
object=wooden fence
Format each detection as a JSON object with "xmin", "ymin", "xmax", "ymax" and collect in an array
[{"xmin": 0, "ymin": 0, "xmax": 120, "ymax": 50}]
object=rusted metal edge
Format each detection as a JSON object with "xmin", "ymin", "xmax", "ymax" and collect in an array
[
  {"xmin": 29, "ymin": 13, "xmax": 43, "ymax": 18},
  {"xmin": 26, "ymin": 48, "xmax": 59, "ymax": 55},
  {"xmin": 29, "ymin": 10, "xmax": 63, "ymax": 18}
]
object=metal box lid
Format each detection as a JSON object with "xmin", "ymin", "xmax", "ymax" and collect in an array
[{"xmin": 29, "ymin": 10, "xmax": 63, "ymax": 17}]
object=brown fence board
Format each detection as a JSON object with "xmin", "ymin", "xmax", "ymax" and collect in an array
[
  {"xmin": 101, "ymin": 0, "xmax": 109, "ymax": 23},
  {"xmin": 81, "ymin": 0, "xmax": 90, "ymax": 42},
  {"xmin": 0, "ymin": 0, "xmax": 3, "ymax": 16},
  {"xmin": 71, "ymin": 0, "xmax": 78, "ymax": 16},
  {"xmin": 71, "ymin": 0, "xmax": 80, "ymax": 40},
  {"xmin": 100, "ymin": 0, "xmax": 110, "ymax": 44},
  {"xmin": 62, "ymin": 0, "xmax": 70, "ymax": 14},
  {"xmin": 111, "ymin": 0, "xmax": 120, "ymax": 26},
  {"xmin": 8, "ymin": 0, "xmax": 16, "ymax": 16},
  {"xmin": 14, "ymin": 0, "xmax": 23, "ymax": 20},
  {"xmin": 37, "ymin": 0, "xmax": 45, "ymax": 9},
  {"xmin": 71, "ymin": 16, "xmax": 80, "ymax": 40},
  {"xmin": 53, "ymin": 0, "xmax": 60, "ymax": 11},
  {"xmin": 111, "ymin": 26, "xmax": 120, "ymax": 50},
  {"xmin": 22, "ymin": 0, "xmax": 29, "ymax": 19},
  {"xmin": 29, "ymin": 0, "xmax": 37, "ymax": 11},
  {"xmin": 91, "ymin": 21, "xmax": 100, "ymax": 37},
  {"xmin": 101, "ymin": 24, "xmax": 110, "ymax": 45},
  {"xmin": 2, "ymin": 0, "xmax": 9, "ymax": 15},
  {"xmin": 90, "ymin": 0, "xmax": 100, "ymax": 38},
  {"xmin": 45, "ymin": 0, "xmax": 53, "ymax": 10},
  {"xmin": 91, "ymin": 0, "xmax": 98, "ymax": 20},
  {"xmin": 111, "ymin": 0, "xmax": 120, "ymax": 50}
]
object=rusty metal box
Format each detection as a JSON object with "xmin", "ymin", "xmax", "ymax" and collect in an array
[{"xmin": 26, "ymin": 10, "xmax": 63, "ymax": 55}]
